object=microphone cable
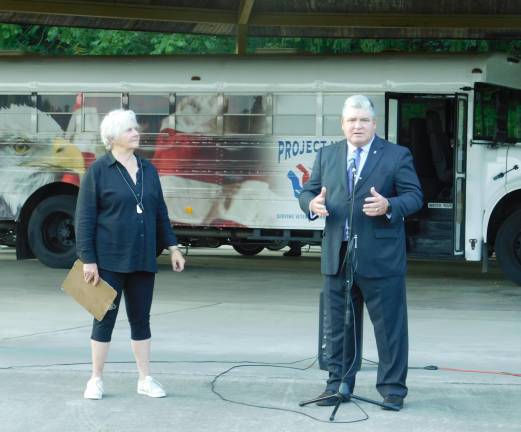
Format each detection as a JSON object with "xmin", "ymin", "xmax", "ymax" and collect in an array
[
  {"xmin": 209, "ymin": 356, "xmax": 370, "ymax": 424},
  {"xmin": 1, "ymin": 354, "xmax": 519, "ymax": 425}
]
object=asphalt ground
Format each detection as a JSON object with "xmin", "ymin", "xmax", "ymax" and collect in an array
[{"xmin": 0, "ymin": 246, "xmax": 520, "ymax": 432}]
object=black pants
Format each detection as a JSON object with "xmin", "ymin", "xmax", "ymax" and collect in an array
[
  {"xmin": 91, "ymin": 269, "xmax": 155, "ymax": 343},
  {"xmin": 323, "ymin": 243, "xmax": 409, "ymax": 398}
]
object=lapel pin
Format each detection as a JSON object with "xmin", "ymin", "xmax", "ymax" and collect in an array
[{"xmin": 373, "ymin": 150, "xmax": 377, "ymax": 154}]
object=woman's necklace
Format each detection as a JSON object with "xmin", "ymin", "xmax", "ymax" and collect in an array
[
  {"xmin": 115, "ymin": 156, "xmax": 145, "ymax": 214},
  {"xmin": 122, "ymin": 152, "xmax": 134, "ymax": 163},
  {"xmin": 113, "ymin": 151, "xmax": 134, "ymax": 165}
]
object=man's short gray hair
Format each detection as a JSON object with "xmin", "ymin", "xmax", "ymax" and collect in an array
[
  {"xmin": 100, "ymin": 109, "xmax": 138, "ymax": 150},
  {"xmin": 342, "ymin": 95, "xmax": 375, "ymax": 119}
]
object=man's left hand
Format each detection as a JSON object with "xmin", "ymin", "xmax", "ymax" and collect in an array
[
  {"xmin": 363, "ymin": 187, "xmax": 390, "ymax": 217},
  {"xmin": 170, "ymin": 249, "xmax": 186, "ymax": 272}
]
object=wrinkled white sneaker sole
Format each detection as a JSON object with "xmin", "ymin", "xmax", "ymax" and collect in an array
[{"xmin": 137, "ymin": 389, "xmax": 166, "ymax": 398}]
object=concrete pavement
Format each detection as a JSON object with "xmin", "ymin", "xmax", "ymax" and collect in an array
[{"xmin": 0, "ymin": 246, "xmax": 520, "ymax": 431}]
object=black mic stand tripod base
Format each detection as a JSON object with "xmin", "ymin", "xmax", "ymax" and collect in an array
[{"xmin": 299, "ymin": 383, "xmax": 399, "ymax": 422}]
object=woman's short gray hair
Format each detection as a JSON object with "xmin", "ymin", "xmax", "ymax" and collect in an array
[
  {"xmin": 99, "ymin": 109, "xmax": 138, "ymax": 150},
  {"xmin": 342, "ymin": 95, "xmax": 375, "ymax": 119}
]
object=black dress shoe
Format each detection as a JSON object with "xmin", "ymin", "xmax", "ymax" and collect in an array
[
  {"xmin": 283, "ymin": 249, "xmax": 301, "ymax": 257},
  {"xmin": 316, "ymin": 390, "xmax": 350, "ymax": 406},
  {"xmin": 382, "ymin": 395, "xmax": 404, "ymax": 411}
]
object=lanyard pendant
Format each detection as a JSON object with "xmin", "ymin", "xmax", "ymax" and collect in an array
[{"xmin": 137, "ymin": 204, "xmax": 143, "ymax": 214}]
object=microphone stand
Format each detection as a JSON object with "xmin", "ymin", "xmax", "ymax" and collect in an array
[{"xmin": 299, "ymin": 163, "xmax": 399, "ymax": 420}]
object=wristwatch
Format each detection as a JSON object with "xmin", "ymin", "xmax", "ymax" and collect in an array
[{"xmin": 386, "ymin": 201, "xmax": 392, "ymax": 214}]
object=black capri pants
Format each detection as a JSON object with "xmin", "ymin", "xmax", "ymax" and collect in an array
[{"xmin": 91, "ymin": 269, "xmax": 155, "ymax": 343}]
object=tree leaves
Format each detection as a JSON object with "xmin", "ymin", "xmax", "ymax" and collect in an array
[{"xmin": 0, "ymin": 23, "xmax": 519, "ymax": 56}]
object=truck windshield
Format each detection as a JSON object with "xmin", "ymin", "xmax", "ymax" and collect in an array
[{"xmin": 474, "ymin": 82, "xmax": 521, "ymax": 143}]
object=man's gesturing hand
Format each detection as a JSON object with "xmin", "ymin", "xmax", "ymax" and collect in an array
[
  {"xmin": 363, "ymin": 186, "xmax": 390, "ymax": 217},
  {"xmin": 309, "ymin": 187, "xmax": 329, "ymax": 217}
]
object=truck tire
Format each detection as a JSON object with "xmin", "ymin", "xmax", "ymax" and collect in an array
[
  {"xmin": 232, "ymin": 244, "xmax": 264, "ymax": 256},
  {"xmin": 28, "ymin": 195, "xmax": 77, "ymax": 269},
  {"xmin": 495, "ymin": 209, "xmax": 521, "ymax": 285}
]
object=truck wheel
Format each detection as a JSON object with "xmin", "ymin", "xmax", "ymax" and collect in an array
[
  {"xmin": 28, "ymin": 195, "xmax": 77, "ymax": 269},
  {"xmin": 232, "ymin": 244, "xmax": 264, "ymax": 256},
  {"xmin": 496, "ymin": 209, "xmax": 521, "ymax": 285}
]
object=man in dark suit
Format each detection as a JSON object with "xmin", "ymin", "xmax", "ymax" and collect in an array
[{"xmin": 299, "ymin": 95, "xmax": 422, "ymax": 411}]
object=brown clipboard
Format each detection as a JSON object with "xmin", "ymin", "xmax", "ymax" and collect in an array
[{"xmin": 61, "ymin": 259, "xmax": 117, "ymax": 321}]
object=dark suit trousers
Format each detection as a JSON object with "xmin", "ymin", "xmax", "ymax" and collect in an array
[{"xmin": 323, "ymin": 245, "xmax": 409, "ymax": 398}]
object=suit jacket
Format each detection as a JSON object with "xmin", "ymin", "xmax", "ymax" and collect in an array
[{"xmin": 299, "ymin": 135, "xmax": 423, "ymax": 278}]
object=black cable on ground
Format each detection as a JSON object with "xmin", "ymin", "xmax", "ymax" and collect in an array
[
  {"xmin": 209, "ymin": 359, "xmax": 370, "ymax": 424},
  {"xmin": 1, "ymin": 355, "xmax": 519, "ymax": 425}
]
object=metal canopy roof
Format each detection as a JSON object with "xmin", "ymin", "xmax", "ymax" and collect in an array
[{"xmin": 0, "ymin": 0, "xmax": 520, "ymax": 54}]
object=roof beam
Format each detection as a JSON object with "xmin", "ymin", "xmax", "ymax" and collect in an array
[
  {"xmin": 236, "ymin": 24, "xmax": 247, "ymax": 55},
  {"xmin": 0, "ymin": 1, "xmax": 236, "ymax": 24},
  {"xmin": 0, "ymin": 2, "xmax": 518, "ymax": 31},
  {"xmin": 250, "ymin": 12, "xmax": 521, "ymax": 30},
  {"xmin": 238, "ymin": 0, "xmax": 255, "ymax": 25},
  {"xmin": 236, "ymin": 0, "xmax": 255, "ymax": 55}
]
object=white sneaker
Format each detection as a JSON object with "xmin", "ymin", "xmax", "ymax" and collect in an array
[
  {"xmin": 137, "ymin": 376, "xmax": 166, "ymax": 398},
  {"xmin": 84, "ymin": 377, "xmax": 104, "ymax": 400}
]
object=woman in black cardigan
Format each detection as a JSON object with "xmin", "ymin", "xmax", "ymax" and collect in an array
[{"xmin": 76, "ymin": 109, "xmax": 185, "ymax": 400}]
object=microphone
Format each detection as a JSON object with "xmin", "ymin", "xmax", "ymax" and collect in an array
[
  {"xmin": 347, "ymin": 156, "xmax": 357, "ymax": 194},
  {"xmin": 347, "ymin": 156, "xmax": 357, "ymax": 174}
]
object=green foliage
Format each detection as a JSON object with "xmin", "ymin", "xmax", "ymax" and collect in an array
[
  {"xmin": 0, "ymin": 24, "xmax": 235, "ymax": 55},
  {"xmin": 247, "ymin": 36, "xmax": 521, "ymax": 56},
  {"xmin": 149, "ymin": 34, "xmax": 234, "ymax": 55},
  {"xmin": 0, "ymin": 23, "xmax": 520, "ymax": 56}
]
